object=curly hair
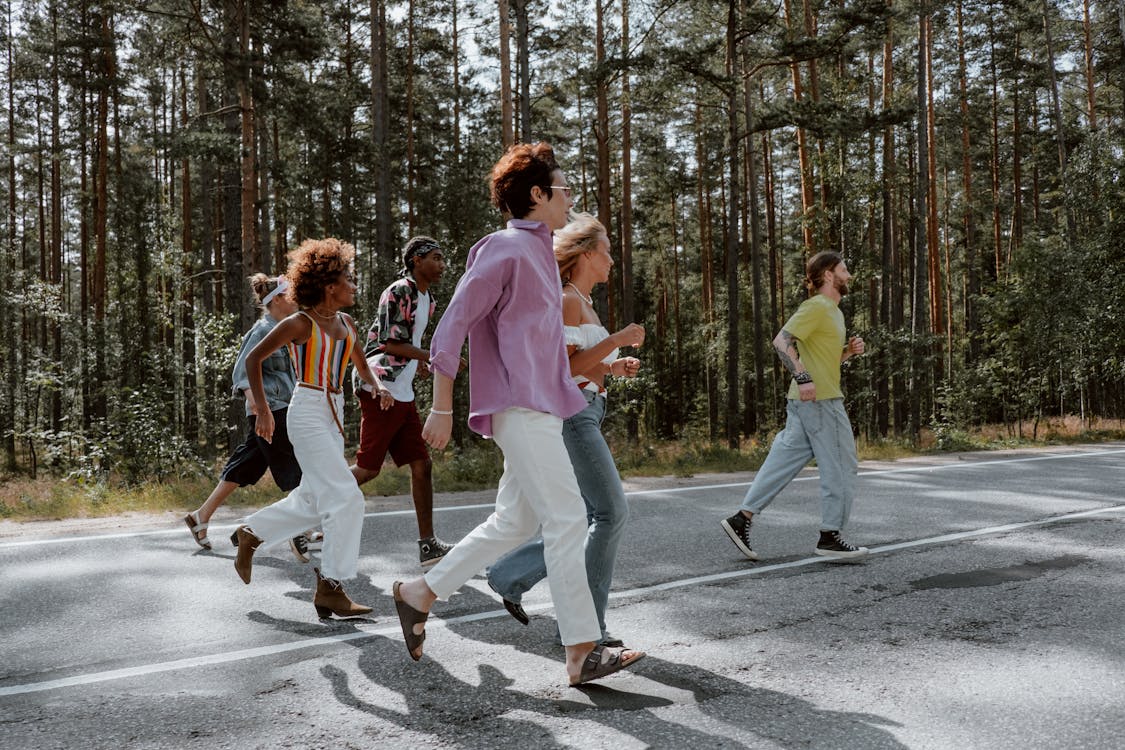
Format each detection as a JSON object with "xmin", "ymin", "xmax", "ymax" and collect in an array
[
  {"xmin": 285, "ymin": 238, "xmax": 356, "ymax": 308},
  {"xmin": 490, "ymin": 142, "xmax": 560, "ymax": 219},
  {"xmin": 554, "ymin": 213, "xmax": 607, "ymax": 284}
]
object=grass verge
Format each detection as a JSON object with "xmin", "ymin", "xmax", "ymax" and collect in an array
[{"xmin": 2, "ymin": 418, "xmax": 1122, "ymax": 523}]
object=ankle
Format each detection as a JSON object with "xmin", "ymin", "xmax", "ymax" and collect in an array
[{"xmin": 740, "ymin": 510, "xmax": 753, "ymax": 520}]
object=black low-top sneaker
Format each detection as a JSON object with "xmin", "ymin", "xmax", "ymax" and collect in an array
[
  {"xmin": 720, "ymin": 512, "xmax": 759, "ymax": 561},
  {"xmin": 815, "ymin": 530, "xmax": 869, "ymax": 560},
  {"xmin": 418, "ymin": 536, "xmax": 454, "ymax": 567},
  {"xmin": 289, "ymin": 534, "xmax": 312, "ymax": 564}
]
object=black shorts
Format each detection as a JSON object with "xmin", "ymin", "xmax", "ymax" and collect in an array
[{"xmin": 219, "ymin": 407, "xmax": 302, "ymax": 491}]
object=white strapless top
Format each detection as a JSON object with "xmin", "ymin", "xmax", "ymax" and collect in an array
[{"xmin": 563, "ymin": 324, "xmax": 619, "ymax": 364}]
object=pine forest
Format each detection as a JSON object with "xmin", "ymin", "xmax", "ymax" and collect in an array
[{"xmin": 1, "ymin": 0, "xmax": 1123, "ymax": 482}]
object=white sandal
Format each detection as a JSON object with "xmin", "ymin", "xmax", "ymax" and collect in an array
[{"xmin": 184, "ymin": 512, "xmax": 212, "ymax": 550}]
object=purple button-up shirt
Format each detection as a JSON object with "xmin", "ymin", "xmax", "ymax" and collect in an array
[{"xmin": 429, "ymin": 219, "xmax": 587, "ymax": 437}]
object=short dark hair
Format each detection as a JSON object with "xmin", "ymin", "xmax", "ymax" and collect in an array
[
  {"xmin": 490, "ymin": 142, "xmax": 560, "ymax": 219},
  {"xmin": 804, "ymin": 251, "xmax": 844, "ymax": 294}
]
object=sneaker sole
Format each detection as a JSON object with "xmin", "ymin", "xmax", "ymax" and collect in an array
[
  {"xmin": 419, "ymin": 555, "xmax": 446, "ymax": 568},
  {"xmin": 814, "ymin": 547, "xmax": 870, "ymax": 560},
  {"xmin": 720, "ymin": 520, "xmax": 760, "ymax": 561}
]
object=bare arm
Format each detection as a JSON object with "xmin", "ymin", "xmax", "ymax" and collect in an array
[
  {"xmin": 772, "ymin": 329, "xmax": 816, "ymax": 402},
  {"xmin": 562, "ymin": 293, "xmax": 644, "ymax": 378},
  {"xmin": 347, "ymin": 316, "xmax": 393, "ymax": 410},
  {"xmin": 384, "ymin": 340, "xmax": 430, "ymax": 363},
  {"xmin": 246, "ymin": 314, "xmax": 311, "ymax": 441},
  {"xmin": 840, "ymin": 336, "xmax": 866, "ymax": 362},
  {"xmin": 421, "ymin": 372, "xmax": 455, "ymax": 450}
]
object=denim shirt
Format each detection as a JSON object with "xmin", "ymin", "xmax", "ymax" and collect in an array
[{"xmin": 231, "ymin": 314, "xmax": 297, "ymax": 416}]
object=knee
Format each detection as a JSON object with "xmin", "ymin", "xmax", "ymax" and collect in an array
[{"xmin": 410, "ymin": 458, "xmax": 432, "ymax": 480}]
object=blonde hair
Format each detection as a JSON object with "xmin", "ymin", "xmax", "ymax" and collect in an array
[
  {"xmin": 554, "ymin": 212, "xmax": 608, "ymax": 284},
  {"xmin": 248, "ymin": 273, "xmax": 283, "ymax": 313}
]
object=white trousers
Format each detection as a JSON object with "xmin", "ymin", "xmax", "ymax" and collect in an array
[
  {"xmin": 424, "ymin": 407, "xmax": 601, "ymax": 646},
  {"xmin": 243, "ymin": 385, "xmax": 365, "ymax": 580}
]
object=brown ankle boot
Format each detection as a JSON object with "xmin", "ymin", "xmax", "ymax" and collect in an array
[
  {"xmin": 232, "ymin": 525, "xmax": 262, "ymax": 584},
  {"xmin": 313, "ymin": 567, "xmax": 374, "ymax": 618}
]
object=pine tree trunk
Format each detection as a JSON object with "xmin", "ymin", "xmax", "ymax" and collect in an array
[
  {"xmin": 696, "ymin": 98, "xmax": 718, "ymax": 439},
  {"xmin": 406, "ymin": 0, "xmax": 417, "ymax": 232},
  {"xmin": 620, "ymin": 0, "xmax": 634, "ymax": 326},
  {"xmin": 498, "ymin": 0, "xmax": 514, "ymax": 148},
  {"xmin": 371, "ymin": 0, "xmax": 391, "ymax": 267},
  {"xmin": 957, "ymin": 0, "xmax": 979, "ymax": 363},
  {"xmin": 3, "ymin": 0, "xmax": 16, "ymax": 467},
  {"xmin": 514, "ymin": 0, "xmax": 531, "ymax": 139},
  {"xmin": 181, "ymin": 68, "xmax": 198, "ymax": 443},
  {"xmin": 93, "ymin": 9, "xmax": 111, "ymax": 422},
  {"xmin": 725, "ymin": 0, "xmax": 741, "ymax": 449},
  {"xmin": 595, "ymin": 0, "xmax": 615, "ymax": 329},
  {"xmin": 784, "ymin": 0, "xmax": 814, "ymax": 254},
  {"xmin": 910, "ymin": 0, "xmax": 931, "ymax": 440}
]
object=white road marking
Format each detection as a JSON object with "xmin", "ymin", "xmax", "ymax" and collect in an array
[
  {"xmin": 1, "ymin": 502, "xmax": 1122, "ymax": 697},
  {"xmin": 2, "ymin": 447, "xmax": 1122, "ymax": 550}
]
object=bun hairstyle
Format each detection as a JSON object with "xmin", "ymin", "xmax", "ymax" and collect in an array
[
  {"xmin": 249, "ymin": 273, "xmax": 284, "ymax": 311},
  {"xmin": 804, "ymin": 251, "xmax": 844, "ymax": 295},
  {"xmin": 554, "ymin": 213, "xmax": 607, "ymax": 284}
]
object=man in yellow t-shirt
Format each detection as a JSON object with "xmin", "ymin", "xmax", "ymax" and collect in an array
[{"xmin": 721, "ymin": 251, "xmax": 869, "ymax": 561}]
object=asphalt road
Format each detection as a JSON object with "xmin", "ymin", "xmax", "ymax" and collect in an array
[{"xmin": 2, "ymin": 442, "xmax": 1124, "ymax": 749}]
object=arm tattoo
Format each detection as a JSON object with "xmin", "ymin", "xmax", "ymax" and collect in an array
[{"xmin": 774, "ymin": 330, "xmax": 802, "ymax": 376}]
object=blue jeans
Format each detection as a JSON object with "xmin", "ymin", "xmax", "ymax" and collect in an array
[
  {"xmin": 739, "ymin": 399, "xmax": 857, "ymax": 530},
  {"xmin": 487, "ymin": 390, "xmax": 629, "ymax": 641}
]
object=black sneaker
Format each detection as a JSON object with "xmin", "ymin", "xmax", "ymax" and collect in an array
[
  {"xmin": 720, "ymin": 512, "xmax": 759, "ymax": 561},
  {"xmin": 289, "ymin": 534, "xmax": 312, "ymax": 564},
  {"xmin": 815, "ymin": 530, "xmax": 869, "ymax": 560},
  {"xmin": 418, "ymin": 536, "xmax": 454, "ymax": 567}
]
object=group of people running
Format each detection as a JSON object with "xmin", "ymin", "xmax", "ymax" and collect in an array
[{"xmin": 181, "ymin": 142, "xmax": 869, "ymax": 687}]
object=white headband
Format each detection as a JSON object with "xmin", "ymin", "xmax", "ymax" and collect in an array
[{"xmin": 262, "ymin": 276, "xmax": 289, "ymax": 305}]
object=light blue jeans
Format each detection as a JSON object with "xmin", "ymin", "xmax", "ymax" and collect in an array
[
  {"xmin": 487, "ymin": 390, "xmax": 629, "ymax": 641},
  {"xmin": 739, "ymin": 398, "xmax": 857, "ymax": 531}
]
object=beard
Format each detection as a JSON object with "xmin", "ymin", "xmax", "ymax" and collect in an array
[{"xmin": 834, "ymin": 276, "xmax": 849, "ymax": 296}]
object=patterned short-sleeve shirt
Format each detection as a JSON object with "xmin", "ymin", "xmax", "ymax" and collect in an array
[{"xmin": 363, "ymin": 275, "xmax": 438, "ymax": 383}]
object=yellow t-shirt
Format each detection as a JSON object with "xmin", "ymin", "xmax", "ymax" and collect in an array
[{"xmin": 783, "ymin": 294, "xmax": 846, "ymax": 400}]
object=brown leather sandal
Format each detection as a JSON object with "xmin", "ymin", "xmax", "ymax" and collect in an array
[
  {"xmin": 183, "ymin": 512, "xmax": 211, "ymax": 550},
  {"xmin": 569, "ymin": 645, "xmax": 646, "ymax": 686},
  {"xmin": 392, "ymin": 581, "xmax": 428, "ymax": 661}
]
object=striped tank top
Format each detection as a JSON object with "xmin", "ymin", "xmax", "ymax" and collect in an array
[{"xmin": 289, "ymin": 311, "xmax": 356, "ymax": 391}]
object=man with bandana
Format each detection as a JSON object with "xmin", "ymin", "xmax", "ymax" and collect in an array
[{"xmin": 350, "ymin": 237, "xmax": 458, "ymax": 566}]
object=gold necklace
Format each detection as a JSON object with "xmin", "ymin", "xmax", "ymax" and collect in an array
[
  {"xmin": 567, "ymin": 282, "xmax": 594, "ymax": 306},
  {"xmin": 309, "ymin": 306, "xmax": 337, "ymax": 321}
]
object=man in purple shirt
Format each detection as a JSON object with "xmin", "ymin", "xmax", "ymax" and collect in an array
[{"xmin": 390, "ymin": 143, "xmax": 646, "ymax": 687}]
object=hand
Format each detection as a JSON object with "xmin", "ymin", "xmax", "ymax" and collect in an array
[
  {"xmin": 255, "ymin": 409, "xmax": 276, "ymax": 443},
  {"xmin": 611, "ymin": 357, "xmax": 641, "ymax": 378},
  {"xmin": 612, "ymin": 323, "xmax": 645, "ymax": 349},
  {"xmin": 458, "ymin": 356, "xmax": 468, "ymax": 372},
  {"xmin": 422, "ymin": 412, "xmax": 452, "ymax": 450},
  {"xmin": 846, "ymin": 336, "xmax": 865, "ymax": 357},
  {"xmin": 417, "ymin": 361, "xmax": 432, "ymax": 380},
  {"xmin": 375, "ymin": 387, "xmax": 394, "ymax": 410},
  {"xmin": 798, "ymin": 381, "xmax": 817, "ymax": 402}
]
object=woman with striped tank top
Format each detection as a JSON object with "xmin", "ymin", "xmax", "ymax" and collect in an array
[{"xmin": 232, "ymin": 238, "xmax": 394, "ymax": 619}]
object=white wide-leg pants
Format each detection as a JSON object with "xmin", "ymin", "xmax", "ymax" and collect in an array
[
  {"xmin": 424, "ymin": 407, "xmax": 601, "ymax": 646},
  {"xmin": 243, "ymin": 385, "xmax": 365, "ymax": 580}
]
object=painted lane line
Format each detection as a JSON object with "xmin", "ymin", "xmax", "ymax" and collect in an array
[
  {"xmin": 2, "ymin": 447, "xmax": 1122, "ymax": 550},
  {"xmin": 2, "ymin": 502, "xmax": 1122, "ymax": 698}
]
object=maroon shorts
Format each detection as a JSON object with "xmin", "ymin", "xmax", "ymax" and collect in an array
[{"xmin": 355, "ymin": 390, "xmax": 430, "ymax": 473}]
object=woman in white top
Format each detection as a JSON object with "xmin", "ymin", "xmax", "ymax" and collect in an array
[{"xmin": 486, "ymin": 212, "xmax": 644, "ymax": 646}]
